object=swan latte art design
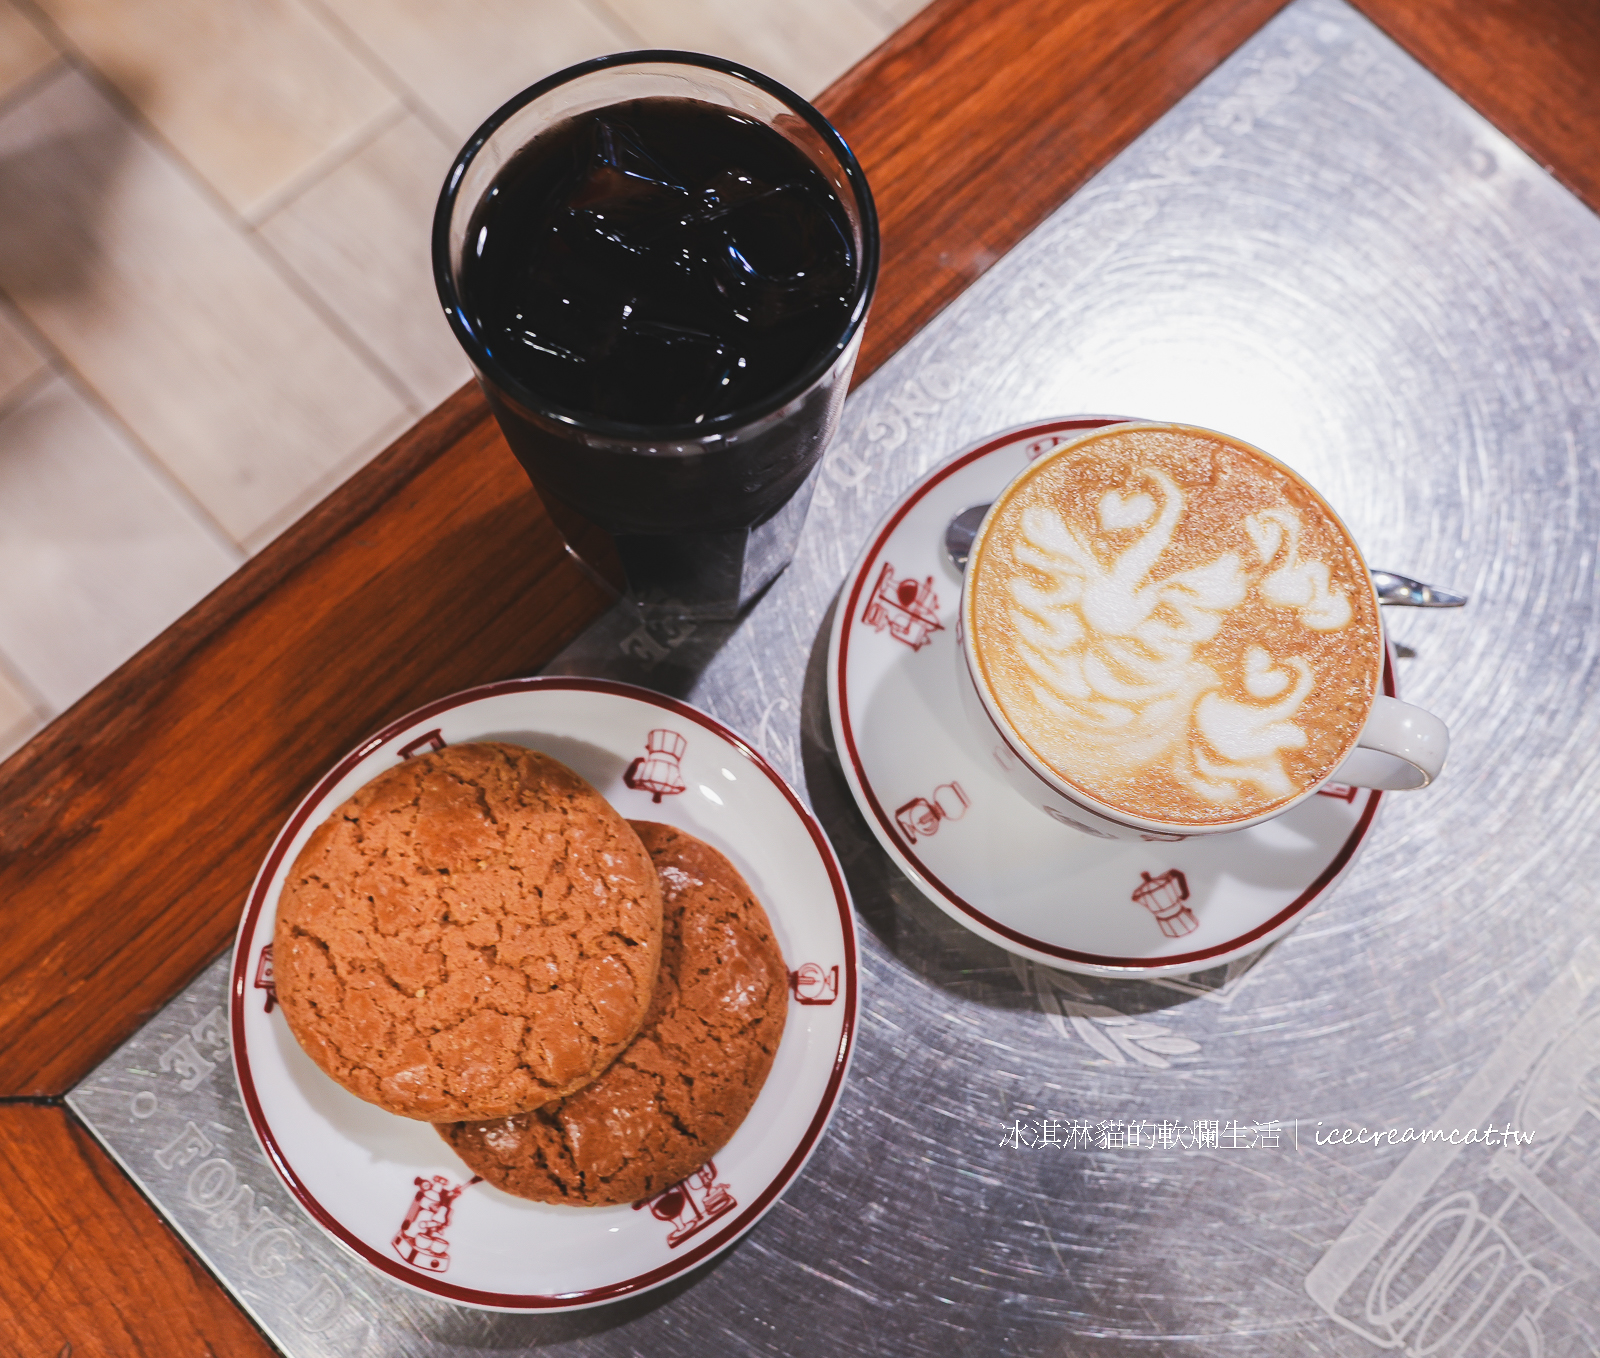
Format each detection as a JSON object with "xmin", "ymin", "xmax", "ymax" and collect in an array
[{"xmin": 967, "ymin": 425, "xmax": 1382, "ymax": 826}]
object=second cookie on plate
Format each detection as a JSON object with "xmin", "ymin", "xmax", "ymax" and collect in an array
[{"xmin": 438, "ymin": 821, "xmax": 788, "ymax": 1205}]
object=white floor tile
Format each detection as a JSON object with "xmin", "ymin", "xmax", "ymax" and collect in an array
[
  {"xmin": 866, "ymin": 0, "xmax": 928, "ymax": 28},
  {"xmin": 31, "ymin": 0, "xmax": 398, "ymax": 216},
  {"xmin": 600, "ymin": 0, "xmax": 891, "ymax": 99},
  {"xmin": 0, "ymin": 657, "xmax": 43, "ymax": 760},
  {"xmin": 0, "ymin": 376, "xmax": 240, "ymax": 711},
  {"xmin": 0, "ymin": 69, "xmax": 410, "ymax": 546},
  {"xmin": 0, "ymin": 304, "xmax": 48, "ymax": 408},
  {"xmin": 0, "ymin": 0, "xmax": 59, "ymax": 106},
  {"xmin": 260, "ymin": 115, "xmax": 471, "ymax": 411},
  {"xmin": 235, "ymin": 405, "xmax": 409, "ymax": 554},
  {"xmin": 315, "ymin": 0, "xmax": 630, "ymax": 141}
]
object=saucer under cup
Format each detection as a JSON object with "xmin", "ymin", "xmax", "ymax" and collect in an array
[{"xmin": 827, "ymin": 419, "xmax": 1384, "ymax": 978}]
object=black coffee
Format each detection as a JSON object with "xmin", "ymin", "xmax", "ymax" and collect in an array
[{"xmin": 460, "ymin": 97, "xmax": 857, "ymax": 427}]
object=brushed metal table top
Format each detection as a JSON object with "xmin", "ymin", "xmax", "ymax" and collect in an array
[{"xmin": 68, "ymin": 1, "xmax": 1600, "ymax": 1351}]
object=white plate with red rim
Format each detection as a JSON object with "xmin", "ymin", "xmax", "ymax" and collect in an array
[
  {"xmin": 230, "ymin": 676, "xmax": 856, "ymax": 1311},
  {"xmin": 827, "ymin": 417, "xmax": 1390, "ymax": 978}
]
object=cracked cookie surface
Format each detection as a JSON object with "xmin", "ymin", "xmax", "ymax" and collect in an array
[
  {"xmin": 274, "ymin": 742, "xmax": 663, "ymax": 1122},
  {"xmin": 438, "ymin": 821, "xmax": 787, "ymax": 1206}
]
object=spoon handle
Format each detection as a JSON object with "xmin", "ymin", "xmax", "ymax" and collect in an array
[{"xmin": 1370, "ymin": 570, "xmax": 1468, "ymax": 608}]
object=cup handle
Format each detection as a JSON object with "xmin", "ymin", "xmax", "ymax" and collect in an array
[{"xmin": 1329, "ymin": 695, "xmax": 1449, "ymax": 791}]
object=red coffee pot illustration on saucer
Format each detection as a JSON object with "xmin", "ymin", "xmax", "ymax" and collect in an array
[
  {"xmin": 1132, "ymin": 869, "xmax": 1199, "ymax": 938},
  {"xmin": 624, "ymin": 728, "xmax": 688, "ymax": 803},
  {"xmin": 862, "ymin": 562, "xmax": 944, "ymax": 651}
]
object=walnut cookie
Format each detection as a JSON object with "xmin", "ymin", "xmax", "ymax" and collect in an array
[
  {"xmin": 438, "ymin": 821, "xmax": 788, "ymax": 1206},
  {"xmin": 273, "ymin": 742, "xmax": 663, "ymax": 1122}
]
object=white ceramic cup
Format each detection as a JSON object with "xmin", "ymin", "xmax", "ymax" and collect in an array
[{"xmin": 957, "ymin": 422, "xmax": 1448, "ymax": 842}]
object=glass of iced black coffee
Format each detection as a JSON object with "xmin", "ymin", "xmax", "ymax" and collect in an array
[{"xmin": 433, "ymin": 52, "xmax": 879, "ymax": 619}]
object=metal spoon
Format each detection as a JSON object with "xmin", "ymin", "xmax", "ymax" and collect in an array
[
  {"xmin": 1368, "ymin": 571, "xmax": 1467, "ymax": 607},
  {"xmin": 943, "ymin": 504, "xmax": 990, "ymax": 570},
  {"xmin": 943, "ymin": 502, "xmax": 1467, "ymax": 606}
]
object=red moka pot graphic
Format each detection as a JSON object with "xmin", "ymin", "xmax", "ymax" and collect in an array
[
  {"xmin": 862, "ymin": 562, "xmax": 944, "ymax": 650},
  {"xmin": 254, "ymin": 944, "xmax": 277, "ymax": 1013},
  {"xmin": 1132, "ymin": 869, "xmax": 1198, "ymax": 938},
  {"xmin": 634, "ymin": 1162, "xmax": 737, "ymax": 1248},
  {"xmin": 895, "ymin": 781, "xmax": 969, "ymax": 843},
  {"xmin": 789, "ymin": 962, "xmax": 840, "ymax": 1005},
  {"xmin": 623, "ymin": 728, "xmax": 688, "ymax": 803},
  {"xmin": 392, "ymin": 1175, "xmax": 475, "ymax": 1272}
]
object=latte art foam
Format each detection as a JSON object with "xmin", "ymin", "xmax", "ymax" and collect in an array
[{"xmin": 968, "ymin": 426, "xmax": 1381, "ymax": 825}]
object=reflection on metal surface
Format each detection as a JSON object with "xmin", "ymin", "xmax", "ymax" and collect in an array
[
  {"xmin": 1011, "ymin": 957, "xmax": 1205, "ymax": 1068},
  {"xmin": 1306, "ymin": 939, "xmax": 1600, "ymax": 1354},
  {"xmin": 68, "ymin": 0, "xmax": 1600, "ymax": 1351},
  {"xmin": 70, "ymin": 957, "xmax": 382, "ymax": 1354}
]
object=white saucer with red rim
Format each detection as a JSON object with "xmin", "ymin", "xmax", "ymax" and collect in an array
[
  {"xmin": 231, "ymin": 677, "xmax": 856, "ymax": 1311},
  {"xmin": 826, "ymin": 418, "xmax": 1387, "ymax": 978}
]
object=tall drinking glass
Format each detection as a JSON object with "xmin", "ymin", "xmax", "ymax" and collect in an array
[{"xmin": 433, "ymin": 52, "xmax": 879, "ymax": 619}]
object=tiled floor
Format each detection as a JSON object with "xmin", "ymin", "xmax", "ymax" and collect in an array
[{"xmin": 0, "ymin": 0, "xmax": 921, "ymax": 759}]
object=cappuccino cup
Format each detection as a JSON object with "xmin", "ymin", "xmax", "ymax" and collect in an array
[{"xmin": 959, "ymin": 421, "xmax": 1447, "ymax": 842}]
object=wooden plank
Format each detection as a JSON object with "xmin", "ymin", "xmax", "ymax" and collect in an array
[{"xmin": 0, "ymin": 1104, "xmax": 278, "ymax": 1357}]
